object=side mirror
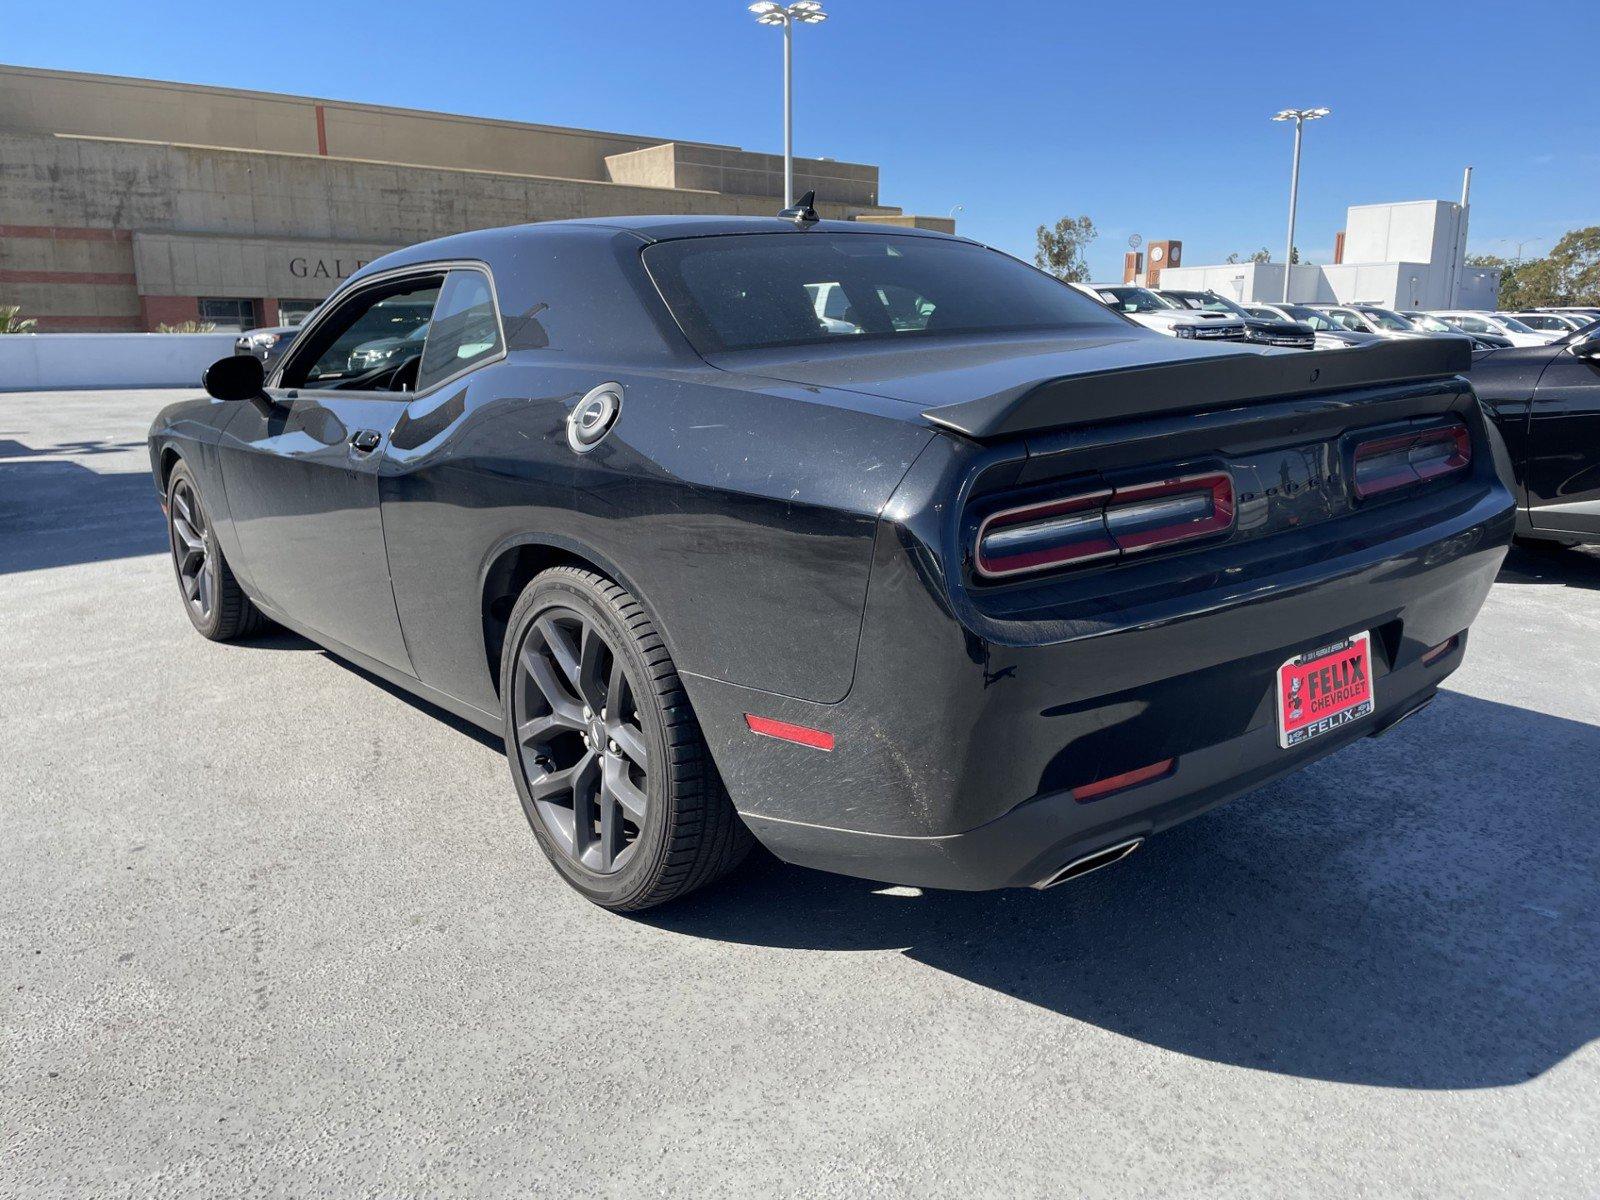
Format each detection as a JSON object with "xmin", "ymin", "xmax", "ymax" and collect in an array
[
  {"xmin": 1571, "ymin": 334, "xmax": 1600, "ymax": 361},
  {"xmin": 202, "ymin": 354, "xmax": 266, "ymax": 401}
]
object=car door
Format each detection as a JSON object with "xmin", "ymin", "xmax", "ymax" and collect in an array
[
  {"xmin": 218, "ymin": 268, "xmax": 446, "ymax": 672},
  {"xmin": 1523, "ymin": 339, "xmax": 1600, "ymax": 537}
]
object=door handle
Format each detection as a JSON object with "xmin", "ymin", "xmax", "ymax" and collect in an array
[{"xmin": 349, "ymin": 429, "xmax": 382, "ymax": 454}]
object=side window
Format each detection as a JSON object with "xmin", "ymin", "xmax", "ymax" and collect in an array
[
  {"xmin": 1459, "ymin": 316, "xmax": 1491, "ymax": 333},
  {"xmin": 416, "ymin": 269, "xmax": 503, "ymax": 393},
  {"xmin": 282, "ymin": 277, "xmax": 442, "ymax": 390},
  {"xmin": 1331, "ymin": 310, "xmax": 1362, "ymax": 331}
]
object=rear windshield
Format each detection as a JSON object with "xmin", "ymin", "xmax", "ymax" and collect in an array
[{"xmin": 643, "ymin": 232, "xmax": 1122, "ymax": 354}]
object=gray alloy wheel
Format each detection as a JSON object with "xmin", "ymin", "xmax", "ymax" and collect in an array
[
  {"xmin": 501, "ymin": 566, "xmax": 753, "ymax": 910},
  {"xmin": 169, "ymin": 475, "xmax": 216, "ymax": 624},
  {"xmin": 165, "ymin": 461, "xmax": 267, "ymax": 642},
  {"xmin": 511, "ymin": 606, "xmax": 650, "ymax": 875}
]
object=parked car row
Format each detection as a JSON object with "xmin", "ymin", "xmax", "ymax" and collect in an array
[{"xmin": 1071, "ymin": 285, "xmax": 1599, "ymax": 355}]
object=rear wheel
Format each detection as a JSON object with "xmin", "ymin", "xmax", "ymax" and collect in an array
[
  {"xmin": 166, "ymin": 460, "xmax": 267, "ymax": 641},
  {"xmin": 501, "ymin": 566, "xmax": 751, "ymax": 911}
]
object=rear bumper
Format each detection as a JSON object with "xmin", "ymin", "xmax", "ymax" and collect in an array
[
  {"xmin": 683, "ymin": 417, "xmax": 1514, "ymax": 892},
  {"xmin": 738, "ymin": 643, "xmax": 1454, "ymax": 890}
]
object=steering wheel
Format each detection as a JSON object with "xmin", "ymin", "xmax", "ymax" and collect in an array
[{"xmin": 385, "ymin": 354, "xmax": 423, "ymax": 392}]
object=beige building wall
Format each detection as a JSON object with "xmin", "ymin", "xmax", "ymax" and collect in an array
[
  {"xmin": 0, "ymin": 63, "xmax": 934, "ymax": 331},
  {"xmin": 0, "ymin": 63, "xmax": 880, "ymax": 198}
]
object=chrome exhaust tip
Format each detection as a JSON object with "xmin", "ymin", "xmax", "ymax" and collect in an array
[{"xmin": 1033, "ymin": 837, "xmax": 1144, "ymax": 889}]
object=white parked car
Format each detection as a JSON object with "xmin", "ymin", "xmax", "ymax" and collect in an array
[
  {"xmin": 1244, "ymin": 302, "xmax": 1378, "ymax": 350},
  {"xmin": 1429, "ymin": 310, "xmax": 1560, "ymax": 347},
  {"xmin": 1069, "ymin": 283, "xmax": 1247, "ymax": 341},
  {"xmin": 1507, "ymin": 311, "xmax": 1594, "ymax": 334},
  {"xmin": 1303, "ymin": 304, "xmax": 1437, "ymax": 340}
]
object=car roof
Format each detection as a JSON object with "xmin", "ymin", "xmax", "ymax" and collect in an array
[
  {"xmin": 530, "ymin": 214, "xmax": 972, "ymax": 244},
  {"xmin": 355, "ymin": 215, "xmax": 983, "ymax": 283}
]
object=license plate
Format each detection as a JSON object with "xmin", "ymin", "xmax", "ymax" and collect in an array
[{"xmin": 1276, "ymin": 631, "xmax": 1374, "ymax": 749}]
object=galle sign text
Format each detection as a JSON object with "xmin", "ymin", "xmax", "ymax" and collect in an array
[{"xmin": 288, "ymin": 256, "xmax": 370, "ymax": 281}]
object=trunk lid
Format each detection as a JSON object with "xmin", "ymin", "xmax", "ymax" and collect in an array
[{"xmin": 709, "ymin": 333, "xmax": 1469, "ymax": 440}]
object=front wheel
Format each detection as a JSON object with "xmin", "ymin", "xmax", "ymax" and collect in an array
[
  {"xmin": 165, "ymin": 460, "xmax": 267, "ymax": 641},
  {"xmin": 501, "ymin": 566, "xmax": 752, "ymax": 911}
]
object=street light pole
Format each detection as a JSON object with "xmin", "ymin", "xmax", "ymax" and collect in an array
[
  {"xmin": 750, "ymin": 2, "xmax": 828, "ymax": 209},
  {"xmin": 1271, "ymin": 107, "xmax": 1329, "ymax": 302},
  {"xmin": 783, "ymin": 17, "xmax": 793, "ymax": 207}
]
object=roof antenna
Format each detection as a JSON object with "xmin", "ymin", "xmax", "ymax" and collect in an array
[{"xmin": 778, "ymin": 190, "xmax": 819, "ymax": 228}]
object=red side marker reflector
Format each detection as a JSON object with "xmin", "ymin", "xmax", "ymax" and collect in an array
[
  {"xmin": 1071, "ymin": 758, "xmax": 1176, "ymax": 804},
  {"xmin": 745, "ymin": 714, "xmax": 835, "ymax": 751}
]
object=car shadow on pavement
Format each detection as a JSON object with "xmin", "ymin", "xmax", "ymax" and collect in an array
[
  {"xmin": 1497, "ymin": 542, "xmax": 1600, "ymax": 590},
  {"xmin": 645, "ymin": 691, "xmax": 1600, "ymax": 1091},
  {"xmin": 0, "ymin": 459, "xmax": 167, "ymax": 574}
]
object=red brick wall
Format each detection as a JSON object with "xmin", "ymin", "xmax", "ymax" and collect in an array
[
  {"xmin": 139, "ymin": 295, "xmax": 201, "ymax": 331},
  {"xmin": 259, "ymin": 297, "xmax": 280, "ymax": 325},
  {"xmin": 32, "ymin": 315, "xmax": 144, "ymax": 331}
]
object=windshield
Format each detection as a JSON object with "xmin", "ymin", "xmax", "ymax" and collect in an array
[
  {"xmin": 1407, "ymin": 314, "xmax": 1452, "ymax": 333},
  {"xmin": 1277, "ymin": 305, "xmax": 1341, "ymax": 331},
  {"xmin": 1357, "ymin": 308, "xmax": 1414, "ymax": 331},
  {"xmin": 1169, "ymin": 291, "xmax": 1251, "ymax": 317},
  {"xmin": 643, "ymin": 233, "xmax": 1122, "ymax": 354},
  {"xmin": 1494, "ymin": 315, "xmax": 1539, "ymax": 334},
  {"xmin": 1095, "ymin": 286, "xmax": 1180, "ymax": 314}
]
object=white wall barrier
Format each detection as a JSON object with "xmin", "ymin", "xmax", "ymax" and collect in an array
[{"xmin": 0, "ymin": 333, "xmax": 238, "ymax": 391}]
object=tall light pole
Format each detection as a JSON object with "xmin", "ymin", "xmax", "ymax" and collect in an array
[
  {"xmin": 749, "ymin": 1, "xmax": 828, "ymax": 208},
  {"xmin": 1514, "ymin": 238, "xmax": 1543, "ymax": 265},
  {"xmin": 1271, "ymin": 107, "xmax": 1329, "ymax": 302}
]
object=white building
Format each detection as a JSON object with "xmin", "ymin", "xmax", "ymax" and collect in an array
[{"xmin": 1159, "ymin": 199, "xmax": 1500, "ymax": 310}]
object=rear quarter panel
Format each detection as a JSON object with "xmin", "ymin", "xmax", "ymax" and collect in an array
[{"xmin": 378, "ymin": 359, "xmax": 934, "ymax": 711}]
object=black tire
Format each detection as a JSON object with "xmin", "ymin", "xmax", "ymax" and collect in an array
[
  {"xmin": 1513, "ymin": 534, "xmax": 1579, "ymax": 552},
  {"xmin": 165, "ymin": 460, "xmax": 268, "ymax": 641},
  {"xmin": 500, "ymin": 566, "xmax": 752, "ymax": 911}
]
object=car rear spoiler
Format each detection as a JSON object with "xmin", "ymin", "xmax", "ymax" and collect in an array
[{"xmin": 920, "ymin": 338, "xmax": 1473, "ymax": 440}]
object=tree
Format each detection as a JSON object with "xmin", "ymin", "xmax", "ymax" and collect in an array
[
  {"xmin": 1226, "ymin": 247, "xmax": 1289, "ymax": 265},
  {"xmin": 1546, "ymin": 226, "xmax": 1600, "ymax": 305},
  {"xmin": 1468, "ymin": 228, "xmax": 1600, "ymax": 308},
  {"xmin": 1, "ymin": 304, "xmax": 37, "ymax": 333},
  {"xmin": 1033, "ymin": 215, "xmax": 1098, "ymax": 283},
  {"xmin": 156, "ymin": 320, "xmax": 218, "ymax": 333}
]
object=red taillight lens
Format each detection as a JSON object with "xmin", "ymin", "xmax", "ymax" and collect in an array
[
  {"xmin": 974, "ymin": 472, "xmax": 1234, "ymax": 580},
  {"xmin": 1352, "ymin": 420, "xmax": 1471, "ymax": 500},
  {"xmin": 1105, "ymin": 472, "xmax": 1236, "ymax": 554},
  {"xmin": 973, "ymin": 488, "xmax": 1116, "ymax": 578}
]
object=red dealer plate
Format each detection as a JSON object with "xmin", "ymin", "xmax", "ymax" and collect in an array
[{"xmin": 1276, "ymin": 631, "xmax": 1375, "ymax": 749}]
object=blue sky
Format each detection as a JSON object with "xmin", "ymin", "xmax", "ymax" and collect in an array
[{"xmin": 7, "ymin": 1, "xmax": 1597, "ymax": 278}]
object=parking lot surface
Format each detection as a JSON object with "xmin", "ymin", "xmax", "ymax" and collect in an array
[{"xmin": 4, "ymin": 388, "xmax": 1598, "ymax": 1198}]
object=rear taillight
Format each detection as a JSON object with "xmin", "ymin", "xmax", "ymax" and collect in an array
[
  {"xmin": 975, "ymin": 471, "xmax": 1235, "ymax": 580},
  {"xmin": 1351, "ymin": 420, "xmax": 1471, "ymax": 500}
]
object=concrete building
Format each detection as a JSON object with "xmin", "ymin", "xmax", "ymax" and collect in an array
[
  {"xmin": 1159, "ymin": 199, "xmax": 1499, "ymax": 311},
  {"xmin": 0, "ymin": 64, "xmax": 946, "ymax": 332}
]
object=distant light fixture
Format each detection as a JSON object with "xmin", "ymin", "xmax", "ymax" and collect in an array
[{"xmin": 748, "ymin": 2, "xmax": 830, "ymax": 206}]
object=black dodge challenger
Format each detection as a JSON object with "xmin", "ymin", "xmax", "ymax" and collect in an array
[
  {"xmin": 1466, "ymin": 322, "xmax": 1600, "ymax": 547},
  {"xmin": 149, "ymin": 214, "xmax": 1516, "ymax": 910}
]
